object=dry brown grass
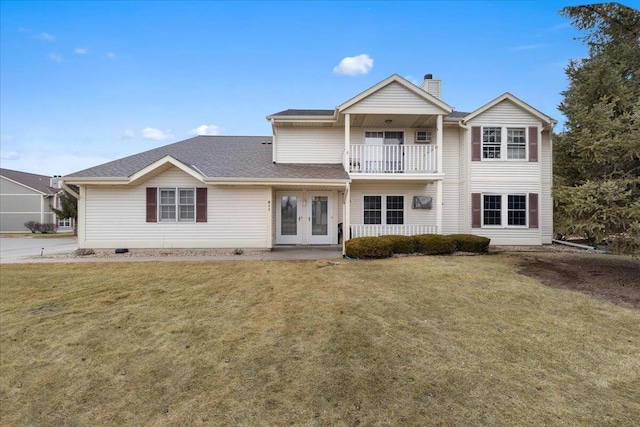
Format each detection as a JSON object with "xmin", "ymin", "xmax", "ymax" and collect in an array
[{"xmin": 1, "ymin": 256, "xmax": 639, "ymax": 426}]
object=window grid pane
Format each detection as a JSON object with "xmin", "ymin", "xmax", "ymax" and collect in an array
[
  {"xmin": 364, "ymin": 196, "xmax": 382, "ymax": 225},
  {"xmin": 386, "ymin": 196, "xmax": 404, "ymax": 225},
  {"xmin": 483, "ymin": 195, "xmax": 502, "ymax": 226},
  {"xmin": 483, "ymin": 127, "xmax": 501, "ymax": 159},
  {"xmin": 507, "ymin": 128, "xmax": 526, "ymax": 159},
  {"xmin": 508, "ymin": 195, "xmax": 527, "ymax": 226}
]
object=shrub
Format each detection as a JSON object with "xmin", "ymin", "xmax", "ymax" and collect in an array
[
  {"xmin": 24, "ymin": 221, "xmax": 41, "ymax": 233},
  {"xmin": 447, "ymin": 234, "xmax": 491, "ymax": 253},
  {"xmin": 39, "ymin": 223, "xmax": 57, "ymax": 234},
  {"xmin": 378, "ymin": 235, "xmax": 418, "ymax": 254},
  {"xmin": 414, "ymin": 234, "xmax": 456, "ymax": 255},
  {"xmin": 345, "ymin": 237, "xmax": 394, "ymax": 259}
]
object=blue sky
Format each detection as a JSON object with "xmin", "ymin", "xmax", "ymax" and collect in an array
[{"xmin": 0, "ymin": 0, "xmax": 607, "ymax": 176}]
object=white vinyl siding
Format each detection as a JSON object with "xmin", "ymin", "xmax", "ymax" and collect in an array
[
  {"xmin": 276, "ymin": 127, "xmax": 344, "ymax": 163},
  {"xmin": 540, "ymin": 130, "xmax": 553, "ymax": 243},
  {"xmin": 342, "ymin": 81, "xmax": 447, "ymax": 115},
  {"xmin": 467, "ymin": 99, "xmax": 547, "ymax": 245},
  {"xmin": 80, "ymin": 167, "xmax": 269, "ymax": 248},
  {"xmin": 441, "ymin": 126, "xmax": 462, "ymax": 234}
]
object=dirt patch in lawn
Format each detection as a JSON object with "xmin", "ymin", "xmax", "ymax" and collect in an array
[{"xmin": 507, "ymin": 252, "xmax": 640, "ymax": 309}]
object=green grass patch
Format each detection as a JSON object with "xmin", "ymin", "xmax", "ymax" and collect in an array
[{"xmin": 1, "ymin": 257, "xmax": 639, "ymax": 426}]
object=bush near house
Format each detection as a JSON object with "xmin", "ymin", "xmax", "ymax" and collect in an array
[
  {"xmin": 447, "ymin": 234, "xmax": 491, "ymax": 253},
  {"xmin": 345, "ymin": 237, "xmax": 394, "ymax": 259},
  {"xmin": 346, "ymin": 234, "xmax": 490, "ymax": 259},
  {"xmin": 378, "ymin": 235, "xmax": 419, "ymax": 254},
  {"xmin": 23, "ymin": 222, "xmax": 57, "ymax": 234},
  {"xmin": 24, "ymin": 221, "xmax": 41, "ymax": 233},
  {"xmin": 414, "ymin": 234, "xmax": 457, "ymax": 255}
]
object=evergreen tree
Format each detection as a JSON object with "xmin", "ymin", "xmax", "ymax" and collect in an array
[
  {"xmin": 51, "ymin": 185, "xmax": 79, "ymax": 236},
  {"xmin": 554, "ymin": 3, "xmax": 640, "ymax": 253}
]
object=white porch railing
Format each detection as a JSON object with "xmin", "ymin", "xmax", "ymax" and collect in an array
[
  {"xmin": 350, "ymin": 224, "xmax": 438, "ymax": 238},
  {"xmin": 349, "ymin": 144, "xmax": 437, "ymax": 173}
]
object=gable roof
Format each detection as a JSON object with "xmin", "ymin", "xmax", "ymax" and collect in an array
[
  {"xmin": 338, "ymin": 74, "xmax": 453, "ymax": 114},
  {"xmin": 64, "ymin": 136, "xmax": 349, "ymax": 183},
  {"xmin": 463, "ymin": 92, "xmax": 556, "ymax": 125},
  {"xmin": 0, "ymin": 168, "xmax": 61, "ymax": 195}
]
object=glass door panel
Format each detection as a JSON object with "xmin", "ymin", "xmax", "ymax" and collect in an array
[
  {"xmin": 281, "ymin": 196, "xmax": 297, "ymax": 235},
  {"xmin": 311, "ymin": 196, "xmax": 328, "ymax": 236}
]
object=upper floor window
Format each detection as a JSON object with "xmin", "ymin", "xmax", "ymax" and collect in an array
[
  {"xmin": 482, "ymin": 127, "xmax": 527, "ymax": 160},
  {"xmin": 365, "ymin": 131, "xmax": 404, "ymax": 145},
  {"xmin": 507, "ymin": 128, "xmax": 526, "ymax": 159},
  {"xmin": 482, "ymin": 127, "xmax": 501, "ymax": 159}
]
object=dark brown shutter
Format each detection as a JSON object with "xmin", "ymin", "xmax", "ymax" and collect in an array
[
  {"xmin": 472, "ymin": 193, "xmax": 481, "ymax": 228},
  {"xmin": 529, "ymin": 193, "xmax": 539, "ymax": 229},
  {"xmin": 528, "ymin": 127, "xmax": 538, "ymax": 162},
  {"xmin": 146, "ymin": 187, "xmax": 157, "ymax": 222},
  {"xmin": 196, "ymin": 187, "xmax": 207, "ymax": 223},
  {"xmin": 471, "ymin": 126, "xmax": 481, "ymax": 161}
]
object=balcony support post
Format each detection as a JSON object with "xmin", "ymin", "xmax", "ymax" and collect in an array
[
  {"xmin": 436, "ymin": 114, "xmax": 443, "ymax": 234},
  {"xmin": 344, "ymin": 113, "xmax": 350, "ymax": 171}
]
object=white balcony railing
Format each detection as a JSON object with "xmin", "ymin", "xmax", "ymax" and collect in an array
[
  {"xmin": 350, "ymin": 224, "xmax": 438, "ymax": 239},
  {"xmin": 349, "ymin": 144, "xmax": 437, "ymax": 174}
]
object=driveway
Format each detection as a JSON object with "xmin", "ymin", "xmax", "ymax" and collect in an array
[{"xmin": 0, "ymin": 237, "xmax": 78, "ymax": 263}]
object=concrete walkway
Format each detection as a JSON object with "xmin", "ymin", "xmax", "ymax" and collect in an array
[{"xmin": 0, "ymin": 238, "xmax": 343, "ymax": 264}]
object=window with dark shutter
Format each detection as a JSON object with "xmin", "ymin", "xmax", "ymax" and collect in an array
[
  {"xmin": 146, "ymin": 187, "xmax": 157, "ymax": 222},
  {"xmin": 196, "ymin": 187, "xmax": 207, "ymax": 222},
  {"xmin": 471, "ymin": 127, "xmax": 481, "ymax": 161},
  {"xmin": 529, "ymin": 193, "xmax": 539, "ymax": 228},
  {"xmin": 471, "ymin": 193, "xmax": 481, "ymax": 228},
  {"xmin": 528, "ymin": 127, "xmax": 538, "ymax": 162}
]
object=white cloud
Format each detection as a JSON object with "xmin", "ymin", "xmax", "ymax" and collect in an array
[
  {"xmin": 122, "ymin": 129, "xmax": 135, "ymax": 139},
  {"xmin": 49, "ymin": 53, "xmax": 62, "ymax": 62},
  {"xmin": 142, "ymin": 127, "xmax": 175, "ymax": 141},
  {"xmin": 0, "ymin": 151, "xmax": 20, "ymax": 160},
  {"xmin": 106, "ymin": 52, "xmax": 115, "ymax": 59},
  {"xmin": 1, "ymin": 134, "xmax": 14, "ymax": 143},
  {"xmin": 34, "ymin": 32, "xmax": 56, "ymax": 41},
  {"xmin": 190, "ymin": 124, "xmax": 222, "ymax": 136},
  {"xmin": 333, "ymin": 54, "xmax": 374, "ymax": 76},
  {"xmin": 74, "ymin": 48, "xmax": 88, "ymax": 54}
]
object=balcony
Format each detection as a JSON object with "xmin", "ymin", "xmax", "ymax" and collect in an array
[{"xmin": 349, "ymin": 144, "xmax": 437, "ymax": 174}]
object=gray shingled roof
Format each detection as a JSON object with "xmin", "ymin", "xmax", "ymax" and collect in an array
[
  {"xmin": 446, "ymin": 111, "xmax": 469, "ymax": 119},
  {"xmin": 66, "ymin": 136, "xmax": 349, "ymax": 181},
  {"xmin": 269, "ymin": 109, "xmax": 335, "ymax": 117},
  {"xmin": 270, "ymin": 108, "xmax": 468, "ymax": 119},
  {"xmin": 0, "ymin": 168, "xmax": 61, "ymax": 195}
]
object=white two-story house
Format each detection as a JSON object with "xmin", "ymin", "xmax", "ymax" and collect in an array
[{"xmin": 62, "ymin": 74, "xmax": 556, "ymax": 250}]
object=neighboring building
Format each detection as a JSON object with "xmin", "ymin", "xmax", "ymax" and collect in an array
[
  {"xmin": 0, "ymin": 168, "xmax": 72, "ymax": 233},
  {"xmin": 62, "ymin": 74, "xmax": 556, "ymax": 250}
]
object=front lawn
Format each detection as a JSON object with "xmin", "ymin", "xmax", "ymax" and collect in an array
[{"xmin": 1, "ymin": 256, "xmax": 638, "ymax": 426}]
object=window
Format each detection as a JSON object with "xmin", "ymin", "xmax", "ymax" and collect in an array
[
  {"xmin": 159, "ymin": 188, "xmax": 195, "ymax": 222},
  {"xmin": 364, "ymin": 131, "xmax": 404, "ymax": 145},
  {"xmin": 508, "ymin": 195, "xmax": 527, "ymax": 226},
  {"xmin": 481, "ymin": 127, "xmax": 527, "ymax": 160},
  {"xmin": 363, "ymin": 195, "xmax": 404, "ymax": 225},
  {"xmin": 58, "ymin": 218, "xmax": 70, "ymax": 227},
  {"xmin": 386, "ymin": 196, "xmax": 404, "ymax": 224},
  {"xmin": 482, "ymin": 127, "xmax": 501, "ymax": 159},
  {"xmin": 415, "ymin": 130, "xmax": 433, "ymax": 143},
  {"xmin": 482, "ymin": 194, "xmax": 527, "ymax": 227},
  {"xmin": 507, "ymin": 128, "xmax": 526, "ymax": 159},
  {"xmin": 483, "ymin": 195, "xmax": 502, "ymax": 226},
  {"xmin": 364, "ymin": 195, "xmax": 382, "ymax": 224}
]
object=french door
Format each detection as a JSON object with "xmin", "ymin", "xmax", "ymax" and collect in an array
[
  {"xmin": 276, "ymin": 192, "xmax": 302, "ymax": 244},
  {"xmin": 307, "ymin": 192, "xmax": 333, "ymax": 244},
  {"xmin": 275, "ymin": 191, "xmax": 333, "ymax": 245}
]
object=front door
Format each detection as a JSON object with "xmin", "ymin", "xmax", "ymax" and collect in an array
[
  {"xmin": 307, "ymin": 192, "xmax": 333, "ymax": 244},
  {"xmin": 276, "ymin": 192, "xmax": 302, "ymax": 244}
]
